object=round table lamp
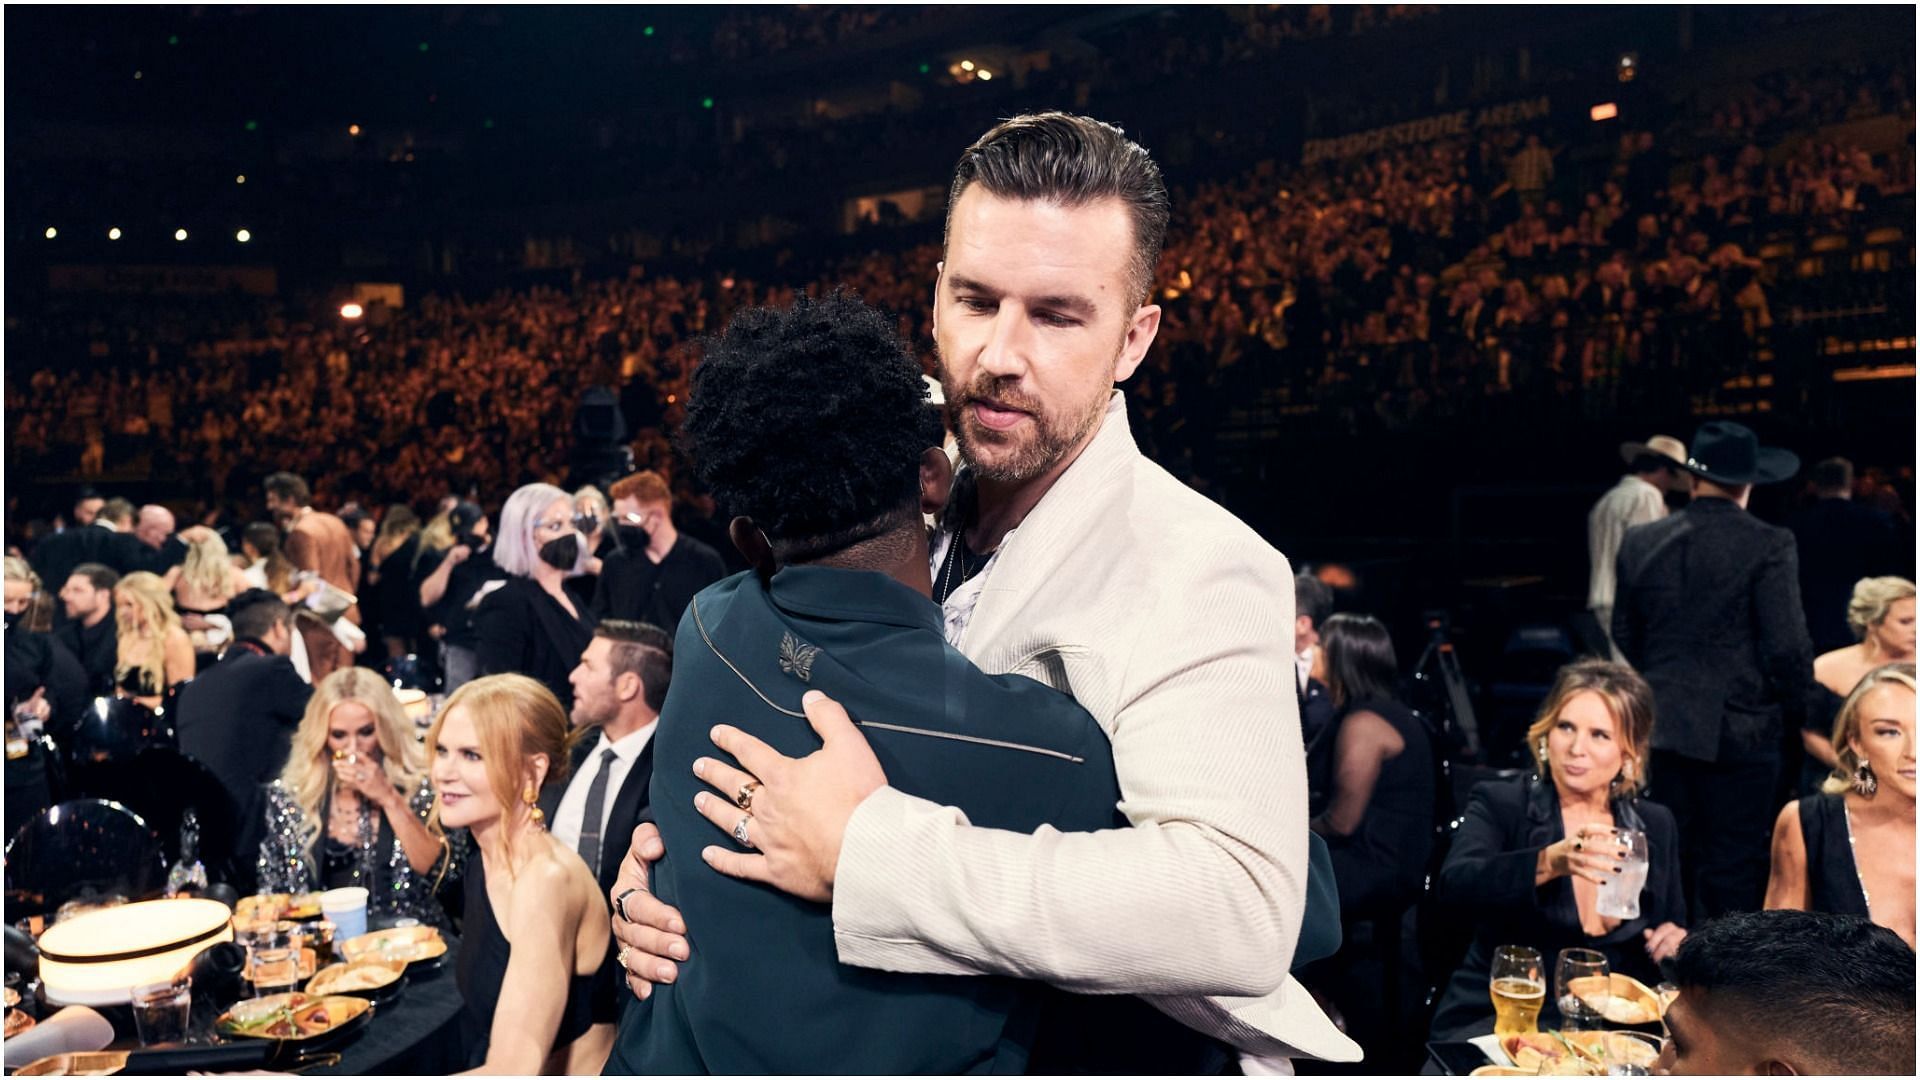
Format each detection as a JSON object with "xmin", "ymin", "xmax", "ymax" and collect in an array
[{"xmin": 37, "ymin": 898, "xmax": 234, "ymax": 1006}]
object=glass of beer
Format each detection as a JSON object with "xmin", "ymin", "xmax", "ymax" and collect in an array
[{"xmin": 1490, "ymin": 945, "xmax": 1546, "ymax": 1037}]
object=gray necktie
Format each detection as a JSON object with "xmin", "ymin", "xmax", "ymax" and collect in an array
[{"xmin": 576, "ymin": 747, "xmax": 619, "ymax": 872}]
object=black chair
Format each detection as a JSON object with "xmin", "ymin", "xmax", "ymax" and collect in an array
[
  {"xmin": 4, "ymin": 798, "xmax": 166, "ymax": 917},
  {"xmin": 64, "ymin": 747, "xmax": 239, "ymax": 881},
  {"xmin": 61, "ymin": 695, "xmax": 175, "ymax": 770}
]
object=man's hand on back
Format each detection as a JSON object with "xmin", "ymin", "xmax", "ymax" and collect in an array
[{"xmin": 609, "ymin": 823, "xmax": 690, "ymax": 1001}]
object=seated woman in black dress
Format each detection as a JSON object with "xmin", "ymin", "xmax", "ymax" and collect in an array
[
  {"xmin": 258, "ymin": 667, "xmax": 457, "ymax": 927},
  {"xmin": 428, "ymin": 673, "xmax": 610, "ymax": 1074},
  {"xmin": 1767, "ymin": 662, "xmax": 1916, "ymax": 948},
  {"xmin": 472, "ymin": 484, "xmax": 595, "ymax": 712},
  {"xmin": 1430, "ymin": 659, "xmax": 1687, "ymax": 1038},
  {"xmin": 1310, "ymin": 612, "xmax": 1434, "ymax": 915}
]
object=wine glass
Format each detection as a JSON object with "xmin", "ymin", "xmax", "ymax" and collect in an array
[{"xmin": 1557, "ymin": 947, "xmax": 1610, "ymax": 1031}]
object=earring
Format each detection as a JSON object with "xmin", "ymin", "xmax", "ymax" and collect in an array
[
  {"xmin": 1537, "ymin": 739, "xmax": 1549, "ymax": 764},
  {"xmin": 1853, "ymin": 761, "xmax": 1878, "ymax": 798},
  {"xmin": 524, "ymin": 783, "xmax": 546, "ymax": 825}
]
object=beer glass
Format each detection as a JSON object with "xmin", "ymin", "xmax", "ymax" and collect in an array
[{"xmin": 1489, "ymin": 945, "xmax": 1545, "ymax": 1037}]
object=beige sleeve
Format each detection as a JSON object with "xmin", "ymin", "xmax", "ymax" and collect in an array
[{"xmin": 831, "ymin": 546, "xmax": 1306, "ymax": 1000}]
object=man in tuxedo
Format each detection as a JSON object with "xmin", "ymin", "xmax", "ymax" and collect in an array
[
  {"xmin": 108, "ymin": 504, "xmax": 183, "ymax": 577},
  {"xmin": 32, "ymin": 491, "xmax": 119, "ymax": 619},
  {"xmin": 546, "ymin": 619, "xmax": 668, "ymax": 1023},
  {"xmin": 174, "ymin": 590, "xmax": 312, "ymax": 891}
]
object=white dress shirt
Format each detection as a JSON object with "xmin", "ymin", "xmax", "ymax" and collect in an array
[
  {"xmin": 1587, "ymin": 474, "xmax": 1669, "ymax": 610},
  {"xmin": 550, "ymin": 721, "xmax": 657, "ymax": 855}
]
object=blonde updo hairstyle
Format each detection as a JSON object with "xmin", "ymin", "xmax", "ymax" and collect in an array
[
  {"xmin": 1847, "ymin": 576, "xmax": 1916, "ymax": 642},
  {"xmin": 1525, "ymin": 658, "xmax": 1657, "ymax": 795},
  {"xmin": 1822, "ymin": 662, "xmax": 1918, "ymax": 797},
  {"xmin": 425, "ymin": 673, "xmax": 576, "ymax": 869}
]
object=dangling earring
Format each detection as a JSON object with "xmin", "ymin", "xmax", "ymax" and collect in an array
[
  {"xmin": 524, "ymin": 783, "xmax": 546, "ymax": 825},
  {"xmin": 1537, "ymin": 739, "xmax": 1549, "ymax": 765},
  {"xmin": 1853, "ymin": 761, "xmax": 1879, "ymax": 798}
]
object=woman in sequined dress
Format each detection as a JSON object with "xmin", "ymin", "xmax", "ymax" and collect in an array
[{"xmin": 257, "ymin": 667, "xmax": 460, "ymax": 927}]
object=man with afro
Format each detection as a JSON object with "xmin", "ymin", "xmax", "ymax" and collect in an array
[{"xmin": 608, "ymin": 291, "xmax": 1126, "ymax": 1073}]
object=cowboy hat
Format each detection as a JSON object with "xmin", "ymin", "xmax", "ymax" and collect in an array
[
  {"xmin": 1618, "ymin": 434, "xmax": 1687, "ymax": 468},
  {"xmin": 1678, "ymin": 421, "xmax": 1799, "ymax": 486}
]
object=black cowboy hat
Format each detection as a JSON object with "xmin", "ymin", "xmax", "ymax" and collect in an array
[{"xmin": 1680, "ymin": 421, "xmax": 1800, "ymax": 486}]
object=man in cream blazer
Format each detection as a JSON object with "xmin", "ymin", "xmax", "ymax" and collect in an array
[{"xmin": 610, "ymin": 113, "xmax": 1360, "ymax": 1069}]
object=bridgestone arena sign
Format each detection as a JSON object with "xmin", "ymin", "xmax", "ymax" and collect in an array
[{"xmin": 1302, "ymin": 97, "xmax": 1551, "ymax": 165}]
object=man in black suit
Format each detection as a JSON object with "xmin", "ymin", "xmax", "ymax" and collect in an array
[
  {"xmin": 174, "ymin": 590, "xmax": 313, "ymax": 891},
  {"xmin": 32, "ymin": 493, "xmax": 121, "ymax": 622},
  {"xmin": 591, "ymin": 471, "xmax": 726, "ymax": 636},
  {"xmin": 55, "ymin": 563, "xmax": 120, "ymax": 691},
  {"xmin": 1613, "ymin": 421, "xmax": 1814, "ymax": 922},
  {"xmin": 1787, "ymin": 457, "xmax": 1907, "ymax": 654},
  {"xmin": 545, "ymin": 618, "xmax": 668, "ymax": 1022}
]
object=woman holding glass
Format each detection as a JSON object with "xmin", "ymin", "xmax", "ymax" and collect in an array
[
  {"xmin": 257, "ymin": 667, "xmax": 458, "ymax": 928},
  {"xmin": 428, "ymin": 673, "xmax": 610, "ymax": 1074},
  {"xmin": 1429, "ymin": 659, "xmax": 1687, "ymax": 1039},
  {"xmin": 1766, "ymin": 662, "xmax": 1916, "ymax": 948}
]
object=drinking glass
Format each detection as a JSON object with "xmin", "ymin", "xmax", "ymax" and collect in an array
[
  {"xmin": 1602, "ymin": 1030, "xmax": 1666, "ymax": 1075},
  {"xmin": 244, "ymin": 927, "xmax": 299, "ymax": 996},
  {"xmin": 1489, "ymin": 945, "xmax": 1546, "ymax": 1037},
  {"xmin": 1557, "ymin": 947, "xmax": 1610, "ymax": 1031},
  {"xmin": 1595, "ymin": 829, "xmax": 1650, "ymax": 919},
  {"xmin": 130, "ymin": 977, "xmax": 192, "ymax": 1045}
]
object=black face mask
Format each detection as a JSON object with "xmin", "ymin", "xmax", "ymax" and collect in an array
[
  {"xmin": 456, "ymin": 530, "xmax": 485, "ymax": 550},
  {"xmin": 538, "ymin": 534, "xmax": 579, "ymax": 571},
  {"xmin": 615, "ymin": 524, "xmax": 650, "ymax": 552}
]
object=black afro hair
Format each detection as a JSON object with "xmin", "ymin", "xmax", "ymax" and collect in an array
[{"xmin": 680, "ymin": 290, "xmax": 943, "ymax": 553}]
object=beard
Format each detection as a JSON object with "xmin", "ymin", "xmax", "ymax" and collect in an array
[{"xmin": 937, "ymin": 355, "xmax": 1108, "ymax": 485}]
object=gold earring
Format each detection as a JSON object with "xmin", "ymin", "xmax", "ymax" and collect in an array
[{"xmin": 524, "ymin": 783, "xmax": 545, "ymax": 825}]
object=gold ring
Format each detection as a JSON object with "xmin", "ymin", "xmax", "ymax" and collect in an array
[
  {"xmin": 735, "ymin": 780, "xmax": 761, "ymax": 812},
  {"xmin": 617, "ymin": 945, "xmax": 633, "ymax": 972}
]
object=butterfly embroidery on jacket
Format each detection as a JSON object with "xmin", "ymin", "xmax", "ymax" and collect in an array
[{"xmin": 778, "ymin": 632, "xmax": 820, "ymax": 683}]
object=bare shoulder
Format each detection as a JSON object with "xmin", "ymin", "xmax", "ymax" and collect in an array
[
  {"xmin": 1812, "ymin": 646, "xmax": 1862, "ymax": 693},
  {"xmin": 1771, "ymin": 799, "xmax": 1804, "ymax": 843}
]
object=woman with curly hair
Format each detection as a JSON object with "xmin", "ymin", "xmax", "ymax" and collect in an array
[
  {"xmin": 112, "ymin": 571, "xmax": 194, "ymax": 707},
  {"xmin": 257, "ymin": 666, "xmax": 458, "ymax": 927},
  {"xmin": 1767, "ymin": 663, "xmax": 1915, "ymax": 948}
]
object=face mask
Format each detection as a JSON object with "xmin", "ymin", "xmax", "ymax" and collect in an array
[
  {"xmin": 538, "ymin": 534, "xmax": 580, "ymax": 571},
  {"xmin": 615, "ymin": 523, "xmax": 650, "ymax": 552},
  {"xmin": 456, "ymin": 529, "xmax": 485, "ymax": 550}
]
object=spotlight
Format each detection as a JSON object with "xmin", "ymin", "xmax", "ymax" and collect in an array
[
  {"xmin": 978, "ymin": 70, "xmax": 992, "ymax": 81},
  {"xmin": 340, "ymin": 303, "xmax": 364, "ymax": 319},
  {"xmin": 960, "ymin": 60, "xmax": 975, "ymax": 72},
  {"xmin": 1617, "ymin": 52, "xmax": 1638, "ymax": 84},
  {"xmin": 44, "ymin": 227, "xmax": 57, "ymax": 240},
  {"xmin": 174, "ymin": 229, "xmax": 188, "ymax": 241},
  {"xmin": 235, "ymin": 174, "xmax": 246, "ymax": 184},
  {"xmin": 235, "ymin": 229, "xmax": 252, "ymax": 243},
  {"xmin": 1590, "ymin": 103, "xmax": 1619, "ymax": 122},
  {"xmin": 349, "ymin": 124, "xmax": 361, "ymax": 136},
  {"xmin": 108, "ymin": 227, "xmax": 123, "ymax": 241}
]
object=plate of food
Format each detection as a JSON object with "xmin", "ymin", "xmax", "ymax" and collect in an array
[
  {"xmin": 1567, "ymin": 972, "xmax": 1667, "ymax": 1026},
  {"xmin": 306, "ymin": 959, "xmax": 406, "ymax": 1004},
  {"xmin": 339, "ymin": 925, "xmax": 446, "ymax": 968},
  {"xmin": 216, "ymin": 992, "xmax": 372, "ymax": 1047}
]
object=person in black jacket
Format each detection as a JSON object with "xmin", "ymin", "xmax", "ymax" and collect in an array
[
  {"xmin": 173, "ymin": 590, "xmax": 313, "ymax": 890},
  {"xmin": 1432, "ymin": 659, "xmax": 1687, "ymax": 1039},
  {"xmin": 472, "ymin": 484, "xmax": 595, "ymax": 712},
  {"xmin": 590, "ymin": 471, "xmax": 725, "ymax": 636},
  {"xmin": 1613, "ymin": 421, "xmax": 1813, "ymax": 921},
  {"xmin": 1788, "ymin": 457, "xmax": 1907, "ymax": 655}
]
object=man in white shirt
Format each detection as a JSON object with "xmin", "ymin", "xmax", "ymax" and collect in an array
[
  {"xmin": 1589, "ymin": 435, "xmax": 1686, "ymax": 657},
  {"xmin": 543, "ymin": 618, "xmax": 671, "ymax": 1024}
]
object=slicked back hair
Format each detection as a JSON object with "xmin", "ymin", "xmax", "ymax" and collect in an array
[
  {"xmin": 595, "ymin": 620, "xmax": 674, "ymax": 713},
  {"xmin": 946, "ymin": 112, "xmax": 1169, "ymax": 308}
]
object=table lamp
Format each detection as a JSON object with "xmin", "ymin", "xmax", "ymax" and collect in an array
[{"xmin": 37, "ymin": 898, "xmax": 234, "ymax": 1006}]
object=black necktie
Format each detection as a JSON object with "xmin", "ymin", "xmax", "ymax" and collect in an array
[{"xmin": 576, "ymin": 746, "xmax": 619, "ymax": 872}]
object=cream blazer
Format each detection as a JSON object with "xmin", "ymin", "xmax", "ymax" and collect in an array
[{"xmin": 832, "ymin": 392, "xmax": 1361, "ymax": 1062}]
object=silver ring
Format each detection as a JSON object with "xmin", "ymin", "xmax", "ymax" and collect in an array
[{"xmin": 732, "ymin": 813, "xmax": 754, "ymax": 849}]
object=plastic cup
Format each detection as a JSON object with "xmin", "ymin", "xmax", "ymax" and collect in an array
[{"xmin": 319, "ymin": 887, "xmax": 369, "ymax": 941}]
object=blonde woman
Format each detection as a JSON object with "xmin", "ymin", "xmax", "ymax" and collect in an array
[
  {"xmin": 112, "ymin": 571, "xmax": 194, "ymax": 706},
  {"xmin": 1431, "ymin": 659, "xmax": 1687, "ymax": 1038},
  {"xmin": 258, "ymin": 667, "xmax": 456, "ymax": 927},
  {"xmin": 427, "ymin": 674, "xmax": 610, "ymax": 1073},
  {"xmin": 164, "ymin": 528, "xmax": 251, "ymax": 655},
  {"xmin": 1804, "ymin": 577, "xmax": 1915, "ymax": 788},
  {"xmin": 1767, "ymin": 663, "xmax": 1916, "ymax": 948}
]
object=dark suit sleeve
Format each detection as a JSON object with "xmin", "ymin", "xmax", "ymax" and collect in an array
[
  {"xmin": 1438, "ymin": 781, "xmax": 1544, "ymax": 910},
  {"xmin": 1755, "ymin": 531, "xmax": 1815, "ymax": 733},
  {"xmin": 589, "ymin": 562, "xmax": 613, "ymax": 621},
  {"xmin": 1611, "ymin": 538, "xmax": 1643, "ymax": 667},
  {"xmin": 268, "ymin": 659, "xmax": 314, "ymax": 724},
  {"xmin": 43, "ymin": 636, "xmax": 92, "ymax": 741},
  {"xmin": 1646, "ymin": 804, "xmax": 1687, "ymax": 929},
  {"xmin": 472, "ymin": 588, "xmax": 524, "ymax": 677}
]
